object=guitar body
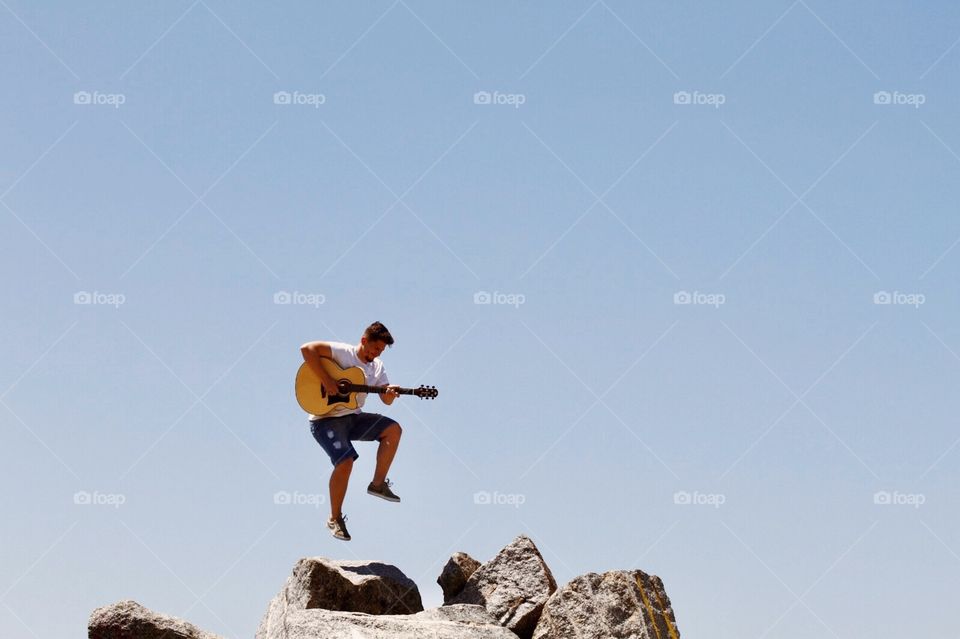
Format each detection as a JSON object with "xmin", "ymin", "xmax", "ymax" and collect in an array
[{"xmin": 295, "ymin": 360, "xmax": 366, "ymax": 416}]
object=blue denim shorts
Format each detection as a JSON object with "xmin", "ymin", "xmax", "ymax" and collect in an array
[{"xmin": 310, "ymin": 412, "xmax": 397, "ymax": 466}]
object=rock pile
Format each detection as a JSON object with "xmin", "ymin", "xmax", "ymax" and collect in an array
[{"xmin": 88, "ymin": 534, "xmax": 681, "ymax": 639}]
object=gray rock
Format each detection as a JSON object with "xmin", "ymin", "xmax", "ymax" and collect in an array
[
  {"xmin": 447, "ymin": 535, "xmax": 557, "ymax": 639},
  {"xmin": 437, "ymin": 552, "xmax": 481, "ymax": 604},
  {"xmin": 257, "ymin": 557, "xmax": 423, "ymax": 639},
  {"xmin": 280, "ymin": 604, "xmax": 518, "ymax": 639},
  {"xmin": 531, "ymin": 570, "xmax": 681, "ymax": 639},
  {"xmin": 88, "ymin": 600, "xmax": 222, "ymax": 639}
]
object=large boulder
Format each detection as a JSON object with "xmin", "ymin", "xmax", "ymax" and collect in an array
[
  {"xmin": 257, "ymin": 557, "xmax": 423, "ymax": 639},
  {"xmin": 88, "ymin": 600, "xmax": 222, "ymax": 639},
  {"xmin": 531, "ymin": 570, "xmax": 681, "ymax": 639},
  {"xmin": 437, "ymin": 552, "xmax": 481, "ymax": 603},
  {"xmin": 447, "ymin": 535, "xmax": 557, "ymax": 639},
  {"xmin": 279, "ymin": 604, "xmax": 517, "ymax": 639}
]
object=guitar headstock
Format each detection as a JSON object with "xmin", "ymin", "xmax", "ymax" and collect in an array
[{"xmin": 414, "ymin": 385, "xmax": 438, "ymax": 400}]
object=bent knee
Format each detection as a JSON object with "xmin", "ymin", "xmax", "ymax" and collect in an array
[
  {"xmin": 384, "ymin": 422, "xmax": 402, "ymax": 439},
  {"xmin": 334, "ymin": 456, "xmax": 354, "ymax": 469}
]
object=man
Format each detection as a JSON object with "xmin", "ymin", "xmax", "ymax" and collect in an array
[{"xmin": 300, "ymin": 321, "xmax": 403, "ymax": 541}]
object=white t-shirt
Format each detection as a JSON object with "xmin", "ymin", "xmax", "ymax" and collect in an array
[{"xmin": 309, "ymin": 341, "xmax": 389, "ymax": 420}]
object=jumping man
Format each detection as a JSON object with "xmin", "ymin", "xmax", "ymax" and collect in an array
[{"xmin": 300, "ymin": 321, "xmax": 403, "ymax": 541}]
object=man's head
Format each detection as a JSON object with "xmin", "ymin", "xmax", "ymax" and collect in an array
[{"xmin": 359, "ymin": 321, "xmax": 394, "ymax": 363}]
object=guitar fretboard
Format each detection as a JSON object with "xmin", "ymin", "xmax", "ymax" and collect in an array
[{"xmin": 342, "ymin": 384, "xmax": 417, "ymax": 395}]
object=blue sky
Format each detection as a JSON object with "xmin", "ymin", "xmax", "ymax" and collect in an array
[{"xmin": 2, "ymin": 1, "xmax": 960, "ymax": 637}]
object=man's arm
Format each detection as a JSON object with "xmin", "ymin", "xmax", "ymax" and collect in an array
[
  {"xmin": 380, "ymin": 385, "xmax": 399, "ymax": 405},
  {"xmin": 300, "ymin": 341, "xmax": 341, "ymax": 394},
  {"xmin": 377, "ymin": 368, "xmax": 398, "ymax": 405}
]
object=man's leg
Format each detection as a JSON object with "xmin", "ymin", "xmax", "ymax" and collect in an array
[
  {"xmin": 372, "ymin": 423, "xmax": 402, "ymax": 487},
  {"xmin": 330, "ymin": 456, "xmax": 354, "ymax": 518}
]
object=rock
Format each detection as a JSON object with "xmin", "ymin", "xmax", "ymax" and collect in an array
[
  {"xmin": 88, "ymin": 600, "xmax": 222, "ymax": 639},
  {"xmin": 447, "ymin": 535, "xmax": 557, "ymax": 639},
  {"xmin": 531, "ymin": 569, "xmax": 681, "ymax": 639},
  {"xmin": 437, "ymin": 552, "xmax": 481, "ymax": 603},
  {"xmin": 279, "ymin": 604, "xmax": 517, "ymax": 639},
  {"xmin": 88, "ymin": 535, "xmax": 684, "ymax": 639},
  {"xmin": 257, "ymin": 557, "xmax": 423, "ymax": 639}
]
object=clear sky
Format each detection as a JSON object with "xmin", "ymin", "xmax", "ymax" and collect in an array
[{"xmin": 2, "ymin": 2, "xmax": 959, "ymax": 637}]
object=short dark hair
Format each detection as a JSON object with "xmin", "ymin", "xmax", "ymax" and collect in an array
[{"xmin": 363, "ymin": 321, "xmax": 394, "ymax": 346}]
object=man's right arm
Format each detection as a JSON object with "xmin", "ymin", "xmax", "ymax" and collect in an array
[{"xmin": 300, "ymin": 341, "xmax": 341, "ymax": 394}]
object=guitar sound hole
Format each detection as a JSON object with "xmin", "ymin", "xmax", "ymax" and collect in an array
[{"xmin": 327, "ymin": 393, "xmax": 351, "ymax": 406}]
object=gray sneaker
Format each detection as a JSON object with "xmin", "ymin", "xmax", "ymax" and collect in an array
[
  {"xmin": 367, "ymin": 479, "xmax": 401, "ymax": 502},
  {"xmin": 327, "ymin": 514, "xmax": 351, "ymax": 541}
]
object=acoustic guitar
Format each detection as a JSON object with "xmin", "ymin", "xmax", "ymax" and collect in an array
[{"xmin": 295, "ymin": 359, "xmax": 438, "ymax": 416}]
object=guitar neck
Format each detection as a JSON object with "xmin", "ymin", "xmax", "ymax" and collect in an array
[{"xmin": 343, "ymin": 384, "xmax": 417, "ymax": 396}]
